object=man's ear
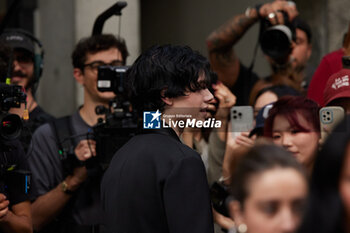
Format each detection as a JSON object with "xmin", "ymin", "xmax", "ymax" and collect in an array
[
  {"xmin": 161, "ymin": 97, "xmax": 173, "ymax": 106},
  {"xmin": 228, "ymin": 200, "xmax": 245, "ymax": 226},
  {"xmin": 160, "ymin": 89, "xmax": 173, "ymax": 106},
  {"xmin": 73, "ymin": 68, "xmax": 84, "ymax": 85}
]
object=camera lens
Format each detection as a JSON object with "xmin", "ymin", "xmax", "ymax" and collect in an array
[
  {"xmin": 0, "ymin": 113, "xmax": 22, "ymax": 140},
  {"xmin": 260, "ymin": 25, "xmax": 293, "ymax": 64}
]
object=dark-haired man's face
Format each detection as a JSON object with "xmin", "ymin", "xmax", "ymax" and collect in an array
[
  {"xmin": 80, "ymin": 47, "xmax": 123, "ymax": 103},
  {"xmin": 11, "ymin": 49, "xmax": 35, "ymax": 89},
  {"xmin": 165, "ymin": 74, "xmax": 214, "ymax": 121}
]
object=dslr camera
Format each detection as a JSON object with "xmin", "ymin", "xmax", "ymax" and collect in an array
[{"xmin": 259, "ymin": 6, "xmax": 296, "ymax": 65}]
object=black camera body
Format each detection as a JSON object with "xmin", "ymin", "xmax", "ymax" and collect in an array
[
  {"xmin": 0, "ymin": 83, "xmax": 26, "ymax": 111},
  {"xmin": 91, "ymin": 65, "xmax": 137, "ymax": 171},
  {"xmin": 0, "ymin": 168, "xmax": 31, "ymax": 197},
  {"xmin": 259, "ymin": 11, "xmax": 296, "ymax": 65},
  {"xmin": 0, "ymin": 83, "xmax": 26, "ymax": 140},
  {"xmin": 91, "ymin": 117, "xmax": 137, "ymax": 171}
]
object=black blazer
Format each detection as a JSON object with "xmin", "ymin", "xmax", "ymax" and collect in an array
[{"xmin": 101, "ymin": 128, "xmax": 214, "ymax": 233}]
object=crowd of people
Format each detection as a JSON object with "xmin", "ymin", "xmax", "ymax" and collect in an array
[{"xmin": 0, "ymin": 0, "xmax": 350, "ymax": 233}]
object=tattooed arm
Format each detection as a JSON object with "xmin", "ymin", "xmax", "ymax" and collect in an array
[
  {"xmin": 206, "ymin": 10, "xmax": 259, "ymax": 89},
  {"xmin": 206, "ymin": 1, "xmax": 298, "ymax": 89}
]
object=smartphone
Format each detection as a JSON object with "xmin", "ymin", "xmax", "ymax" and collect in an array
[
  {"xmin": 319, "ymin": 106, "xmax": 345, "ymax": 144},
  {"xmin": 230, "ymin": 106, "xmax": 254, "ymax": 133}
]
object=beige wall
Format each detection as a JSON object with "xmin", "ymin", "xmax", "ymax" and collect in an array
[
  {"xmin": 35, "ymin": 0, "xmax": 76, "ymax": 117},
  {"xmin": 327, "ymin": 0, "xmax": 350, "ymax": 52}
]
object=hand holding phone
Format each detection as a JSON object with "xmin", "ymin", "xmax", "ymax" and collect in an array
[
  {"xmin": 319, "ymin": 106, "xmax": 345, "ymax": 144},
  {"xmin": 230, "ymin": 106, "xmax": 254, "ymax": 133}
]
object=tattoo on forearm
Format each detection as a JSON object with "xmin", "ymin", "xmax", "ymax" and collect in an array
[{"xmin": 207, "ymin": 14, "xmax": 257, "ymax": 52}]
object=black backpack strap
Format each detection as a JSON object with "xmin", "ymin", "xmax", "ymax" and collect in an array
[
  {"xmin": 50, "ymin": 116, "xmax": 73, "ymax": 157},
  {"xmin": 50, "ymin": 116, "xmax": 80, "ymax": 176}
]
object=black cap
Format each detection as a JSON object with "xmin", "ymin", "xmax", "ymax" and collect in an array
[{"xmin": 0, "ymin": 30, "xmax": 34, "ymax": 54}]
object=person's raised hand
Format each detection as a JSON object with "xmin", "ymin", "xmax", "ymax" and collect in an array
[{"xmin": 259, "ymin": 0, "xmax": 298, "ymax": 25}]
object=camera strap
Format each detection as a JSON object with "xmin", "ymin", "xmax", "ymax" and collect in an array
[
  {"xmin": 50, "ymin": 116, "xmax": 78, "ymax": 176},
  {"xmin": 51, "ymin": 116, "xmax": 73, "ymax": 156}
]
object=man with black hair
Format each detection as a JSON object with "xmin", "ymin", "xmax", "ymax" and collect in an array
[
  {"xmin": 0, "ymin": 29, "xmax": 54, "ymax": 152},
  {"xmin": 27, "ymin": 34, "xmax": 128, "ymax": 233},
  {"xmin": 206, "ymin": 0, "xmax": 312, "ymax": 105},
  {"xmin": 101, "ymin": 44, "xmax": 214, "ymax": 233}
]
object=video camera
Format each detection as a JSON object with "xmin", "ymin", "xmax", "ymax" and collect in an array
[
  {"xmin": 0, "ymin": 84, "xmax": 29, "ymax": 196},
  {"xmin": 259, "ymin": 9, "xmax": 296, "ymax": 65},
  {"xmin": 90, "ymin": 65, "xmax": 137, "ymax": 171},
  {"xmin": 0, "ymin": 83, "xmax": 26, "ymax": 141}
]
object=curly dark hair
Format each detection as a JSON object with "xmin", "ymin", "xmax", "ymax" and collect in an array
[
  {"xmin": 71, "ymin": 34, "xmax": 128, "ymax": 70},
  {"xmin": 127, "ymin": 44, "xmax": 212, "ymax": 114}
]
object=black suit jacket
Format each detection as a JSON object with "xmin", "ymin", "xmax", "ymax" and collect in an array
[{"xmin": 101, "ymin": 128, "xmax": 214, "ymax": 233}]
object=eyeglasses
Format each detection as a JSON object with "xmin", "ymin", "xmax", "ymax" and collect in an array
[{"xmin": 83, "ymin": 60, "xmax": 124, "ymax": 74}]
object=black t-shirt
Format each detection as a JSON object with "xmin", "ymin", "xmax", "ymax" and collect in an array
[
  {"xmin": 0, "ymin": 139, "xmax": 31, "ymax": 206},
  {"xmin": 230, "ymin": 62, "xmax": 259, "ymax": 106}
]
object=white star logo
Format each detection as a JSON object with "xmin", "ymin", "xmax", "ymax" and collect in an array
[
  {"xmin": 151, "ymin": 110, "xmax": 161, "ymax": 122},
  {"xmin": 151, "ymin": 110, "xmax": 162, "ymax": 122}
]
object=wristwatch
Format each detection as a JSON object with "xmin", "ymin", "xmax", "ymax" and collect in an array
[{"xmin": 61, "ymin": 181, "xmax": 75, "ymax": 195}]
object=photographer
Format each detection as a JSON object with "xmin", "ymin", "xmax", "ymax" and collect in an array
[
  {"xmin": 206, "ymin": 0, "xmax": 312, "ymax": 105},
  {"xmin": 27, "ymin": 34, "xmax": 128, "ymax": 233},
  {"xmin": 0, "ymin": 29, "xmax": 55, "ymax": 152},
  {"xmin": 0, "ymin": 44, "xmax": 32, "ymax": 233}
]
